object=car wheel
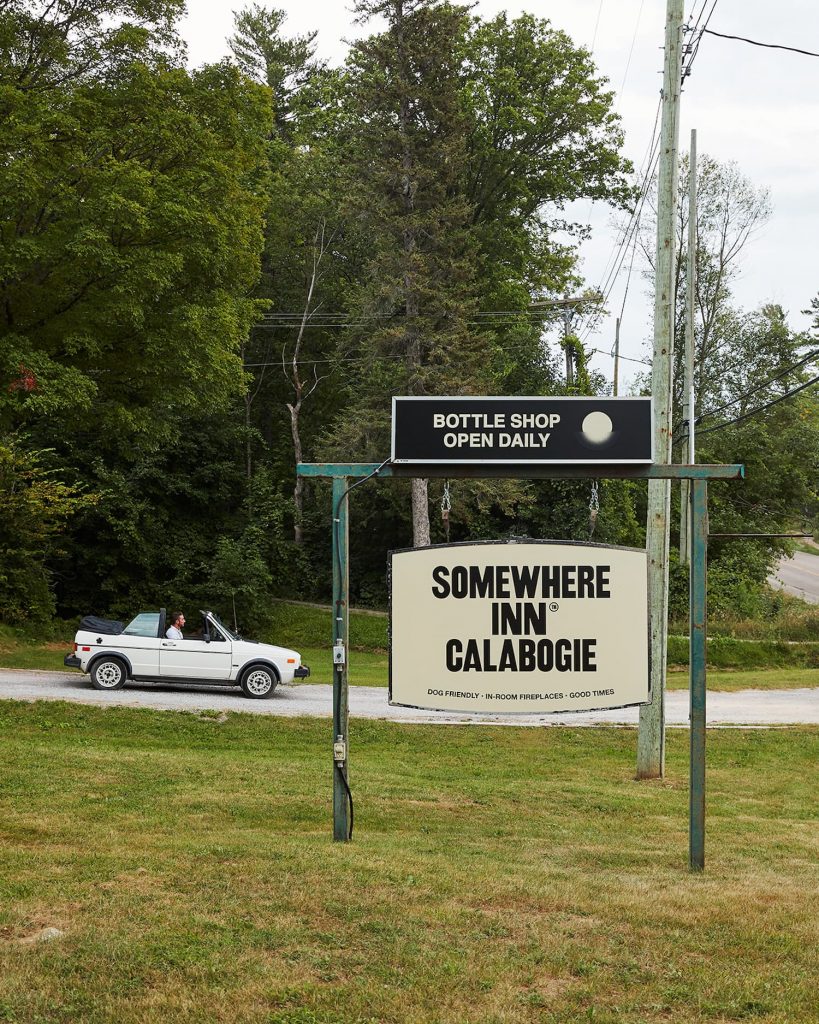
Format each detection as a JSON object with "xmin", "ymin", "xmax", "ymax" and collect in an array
[
  {"xmin": 90, "ymin": 657, "xmax": 127, "ymax": 691},
  {"xmin": 240, "ymin": 665, "xmax": 278, "ymax": 699}
]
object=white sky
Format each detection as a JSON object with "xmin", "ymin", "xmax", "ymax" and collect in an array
[{"xmin": 180, "ymin": 1, "xmax": 819, "ymax": 392}]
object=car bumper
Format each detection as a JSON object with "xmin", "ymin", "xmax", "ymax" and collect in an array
[
  {"xmin": 294, "ymin": 664, "xmax": 310, "ymax": 679},
  {"xmin": 64, "ymin": 653, "xmax": 82, "ymax": 669}
]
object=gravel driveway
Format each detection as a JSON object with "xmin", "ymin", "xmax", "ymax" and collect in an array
[{"xmin": 1, "ymin": 669, "xmax": 818, "ymax": 726}]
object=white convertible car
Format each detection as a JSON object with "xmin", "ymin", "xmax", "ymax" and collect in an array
[{"xmin": 64, "ymin": 609, "xmax": 309, "ymax": 698}]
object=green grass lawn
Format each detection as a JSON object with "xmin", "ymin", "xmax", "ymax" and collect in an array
[
  {"xmin": 0, "ymin": 702, "xmax": 816, "ymax": 1023},
  {"xmin": 665, "ymin": 666, "xmax": 819, "ymax": 692}
]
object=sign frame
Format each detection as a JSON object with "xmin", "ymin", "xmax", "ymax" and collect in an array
[
  {"xmin": 388, "ymin": 538, "xmax": 651, "ymax": 715},
  {"xmin": 391, "ymin": 395, "xmax": 654, "ymax": 465},
  {"xmin": 296, "ymin": 458, "xmax": 746, "ymax": 871}
]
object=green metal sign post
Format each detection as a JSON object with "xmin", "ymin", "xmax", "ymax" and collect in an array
[
  {"xmin": 298, "ymin": 461, "xmax": 743, "ymax": 871},
  {"xmin": 689, "ymin": 478, "xmax": 708, "ymax": 871},
  {"xmin": 331, "ymin": 476, "xmax": 351, "ymax": 841}
]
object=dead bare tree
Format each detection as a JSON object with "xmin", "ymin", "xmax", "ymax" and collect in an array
[
  {"xmin": 638, "ymin": 153, "xmax": 772, "ymax": 411},
  {"xmin": 283, "ymin": 218, "xmax": 335, "ymax": 544}
]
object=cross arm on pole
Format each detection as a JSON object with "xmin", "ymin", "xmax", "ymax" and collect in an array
[{"xmin": 297, "ymin": 462, "xmax": 745, "ymax": 481}]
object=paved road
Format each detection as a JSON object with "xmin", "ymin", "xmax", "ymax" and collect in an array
[
  {"xmin": 1, "ymin": 670, "xmax": 817, "ymax": 726},
  {"xmin": 770, "ymin": 551, "xmax": 819, "ymax": 604}
]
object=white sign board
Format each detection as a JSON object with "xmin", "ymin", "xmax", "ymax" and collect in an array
[{"xmin": 389, "ymin": 541, "xmax": 650, "ymax": 714}]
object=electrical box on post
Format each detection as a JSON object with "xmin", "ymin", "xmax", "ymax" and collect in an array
[{"xmin": 333, "ymin": 642, "xmax": 345, "ymax": 666}]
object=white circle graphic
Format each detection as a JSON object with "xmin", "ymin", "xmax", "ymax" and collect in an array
[{"xmin": 582, "ymin": 411, "xmax": 614, "ymax": 444}]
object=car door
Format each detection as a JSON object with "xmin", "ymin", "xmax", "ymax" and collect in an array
[
  {"xmin": 117, "ymin": 612, "xmax": 162, "ymax": 678},
  {"xmin": 159, "ymin": 615, "xmax": 232, "ymax": 681}
]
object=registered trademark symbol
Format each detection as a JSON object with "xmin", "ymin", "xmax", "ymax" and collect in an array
[{"xmin": 549, "ymin": 602, "xmax": 559, "ymax": 612}]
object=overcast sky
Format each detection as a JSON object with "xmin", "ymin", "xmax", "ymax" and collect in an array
[{"xmin": 180, "ymin": 1, "xmax": 819, "ymax": 392}]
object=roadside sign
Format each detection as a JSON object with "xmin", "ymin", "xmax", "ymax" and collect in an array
[
  {"xmin": 391, "ymin": 396, "xmax": 653, "ymax": 464},
  {"xmin": 389, "ymin": 540, "xmax": 650, "ymax": 714}
]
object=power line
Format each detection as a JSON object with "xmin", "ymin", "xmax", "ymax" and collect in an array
[
  {"xmin": 693, "ymin": 348, "xmax": 819, "ymax": 426},
  {"xmin": 251, "ymin": 318, "xmax": 581, "ymax": 331},
  {"xmin": 590, "ymin": 0, "xmax": 605, "ymax": 54},
  {"xmin": 578, "ymin": 131, "xmax": 661, "ymax": 343},
  {"xmin": 615, "ymin": 0, "xmax": 646, "ymax": 111},
  {"xmin": 589, "ymin": 347, "xmax": 651, "ymax": 368},
  {"xmin": 257, "ymin": 308, "xmax": 576, "ymax": 322},
  {"xmin": 670, "ymin": 347, "xmax": 819, "ymax": 435},
  {"xmin": 244, "ymin": 334, "xmax": 578, "ymax": 370},
  {"xmin": 702, "ymin": 29, "xmax": 819, "ymax": 60},
  {"xmin": 675, "ymin": 373, "xmax": 819, "ymax": 443},
  {"xmin": 682, "ymin": 0, "xmax": 719, "ymax": 80}
]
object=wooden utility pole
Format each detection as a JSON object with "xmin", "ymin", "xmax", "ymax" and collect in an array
[
  {"xmin": 563, "ymin": 305, "xmax": 575, "ymax": 386},
  {"xmin": 613, "ymin": 317, "xmax": 621, "ymax": 396},
  {"xmin": 637, "ymin": 0, "xmax": 684, "ymax": 779},
  {"xmin": 680, "ymin": 129, "xmax": 697, "ymax": 564}
]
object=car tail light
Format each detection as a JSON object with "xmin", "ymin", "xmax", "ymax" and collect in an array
[
  {"xmin": 81, "ymin": 646, "xmax": 91, "ymax": 652},
  {"xmin": 73, "ymin": 643, "xmax": 78, "ymax": 652}
]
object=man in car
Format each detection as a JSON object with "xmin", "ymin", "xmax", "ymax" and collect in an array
[{"xmin": 166, "ymin": 611, "xmax": 186, "ymax": 639}]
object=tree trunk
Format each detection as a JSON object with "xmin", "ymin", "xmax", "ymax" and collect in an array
[
  {"xmin": 241, "ymin": 341, "xmax": 252, "ymax": 482},
  {"xmin": 395, "ymin": 1, "xmax": 432, "ymax": 548},
  {"xmin": 288, "ymin": 400, "xmax": 305, "ymax": 546},
  {"xmin": 411, "ymin": 477, "xmax": 430, "ymax": 547}
]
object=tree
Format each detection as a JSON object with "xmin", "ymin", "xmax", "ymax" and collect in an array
[
  {"xmin": 1, "ymin": 59, "xmax": 270, "ymax": 440},
  {"xmin": 338, "ymin": 0, "xmax": 498, "ymax": 546},
  {"xmin": 228, "ymin": 6, "xmax": 351, "ymax": 542},
  {"xmin": 0, "ymin": 0, "xmax": 184, "ymax": 91},
  {"xmin": 229, "ymin": 2, "xmax": 321, "ymax": 135},
  {"xmin": 461, "ymin": 12, "xmax": 632, "ymax": 392},
  {"xmin": 632, "ymin": 153, "xmax": 819, "ymax": 615},
  {"xmin": 638, "ymin": 153, "xmax": 773, "ymax": 418},
  {"xmin": 0, "ymin": 1, "xmax": 273, "ymax": 618},
  {"xmin": 0, "ymin": 440, "xmax": 93, "ymax": 623}
]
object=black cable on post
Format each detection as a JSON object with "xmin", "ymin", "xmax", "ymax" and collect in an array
[{"xmin": 332, "ymin": 457, "xmax": 392, "ymax": 841}]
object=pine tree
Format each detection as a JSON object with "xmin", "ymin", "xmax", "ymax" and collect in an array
[{"xmin": 342, "ymin": 0, "xmax": 495, "ymax": 545}]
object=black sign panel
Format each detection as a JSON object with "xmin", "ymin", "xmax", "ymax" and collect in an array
[{"xmin": 391, "ymin": 396, "xmax": 653, "ymax": 464}]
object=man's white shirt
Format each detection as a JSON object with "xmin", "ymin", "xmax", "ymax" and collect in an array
[{"xmin": 166, "ymin": 625, "xmax": 183, "ymax": 639}]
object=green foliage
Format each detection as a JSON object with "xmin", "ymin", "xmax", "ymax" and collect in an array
[
  {"xmin": 667, "ymin": 633, "xmax": 819, "ymax": 670},
  {"xmin": 0, "ymin": 439, "xmax": 94, "ymax": 623},
  {"xmin": 207, "ymin": 535, "xmax": 271, "ymax": 632},
  {"xmin": 7, "ymin": 0, "xmax": 806, "ymax": 636},
  {"xmin": 259, "ymin": 600, "xmax": 388, "ymax": 651},
  {"xmin": 0, "ymin": 56, "xmax": 271, "ymax": 440},
  {"xmin": 200, "ymin": 467, "xmax": 309, "ymax": 632},
  {"xmin": 340, "ymin": 0, "xmax": 492, "ymax": 429}
]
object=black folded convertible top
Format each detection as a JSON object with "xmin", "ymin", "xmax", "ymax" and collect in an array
[{"xmin": 79, "ymin": 615, "xmax": 124, "ymax": 635}]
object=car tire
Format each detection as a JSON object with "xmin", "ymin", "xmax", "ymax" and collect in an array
[
  {"xmin": 90, "ymin": 657, "xmax": 128, "ymax": 691},
  {"xmin": 240, "ymin": 665, "xmax": 278, "ymax": 699}
]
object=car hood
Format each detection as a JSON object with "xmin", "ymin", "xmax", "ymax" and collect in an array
[{"xmin": 233, "ymin": 639, "xmax": 300, "ymax": 662}]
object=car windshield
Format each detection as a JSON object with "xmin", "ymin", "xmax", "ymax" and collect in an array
[
  {"xmin": 124, "ymin": 612, "xmax": 160, "ymax": 637},
  {"xmin": 208, "ymin": 613, "xmax": 239, "ymax": 640}
]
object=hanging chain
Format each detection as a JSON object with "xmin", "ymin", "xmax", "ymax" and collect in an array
[
  {"xmin": 441, "ymin": 479, "xmax": 452, "ymax": 543},
  {"xmin": 588, "ymin": 481, "xmax": 600, "ymax": 539}
]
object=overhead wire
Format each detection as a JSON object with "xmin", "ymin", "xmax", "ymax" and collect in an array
[
  {"xmin": 675, "ymin": 373, "xmax": 819, "ymax": 444},
  {"xmin": 589, "ymin": 0, "xmax": 605, "ymax": 54},
  {"xmin": 670, "ymin": 347, "xmax": 819, "ymax": 436},
  {"xmin": 581, "ymin": 1, "xmax": 718, "ymax": 374},
  {"xmin": 701, "ymin": 29, "xmax": 819, "ymax": 60},
  {"xmin": 577, "ymin": 124, "xmax": 661, "ymax": 344},
  {"xmin": 682, "ymin": 0, "xmax": 719, "ymax": 81},
  {"xmin": 691, "ymin": 348, "xmax": 819, "ymax": 427},
  {"xmin": 573, "ymin": 0, "xmax": 663, "ymax": 346},
  {"xmin": 614, "ymin": 0, "xmax": 646, "ymax": 111}
]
